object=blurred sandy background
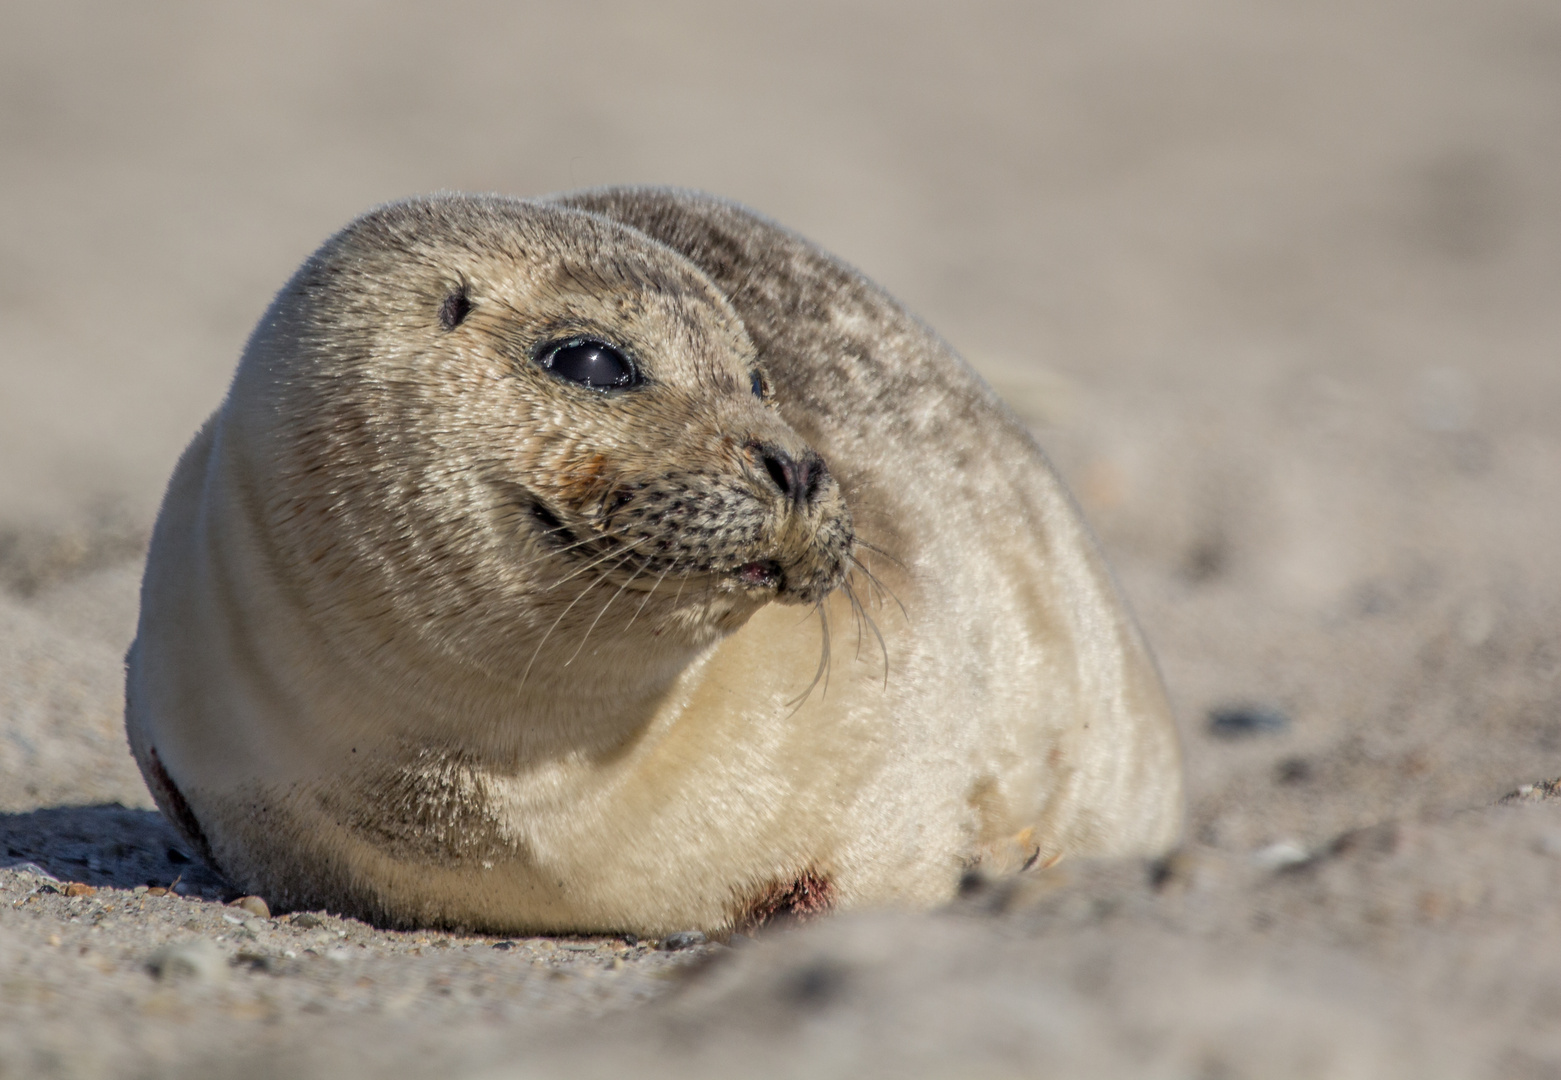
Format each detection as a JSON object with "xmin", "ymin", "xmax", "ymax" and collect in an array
[{"xmin": 2, "ymin": 1, "xmax": 1561, "ymax": 1076}]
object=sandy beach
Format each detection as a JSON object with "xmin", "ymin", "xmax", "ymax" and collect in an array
[{"xmin": 3, "ymin": 1, "xmax": 1560, "ymax": 1075}]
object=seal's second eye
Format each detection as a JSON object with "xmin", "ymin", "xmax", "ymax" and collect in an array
[{"xmin": 538, "ymin": 339, "xmax": 639, "ymax": 390}]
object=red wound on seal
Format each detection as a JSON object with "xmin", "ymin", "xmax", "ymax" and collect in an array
[{"xmin": 738, "ymin": 869, "xmax": 835, "ymax": 931}]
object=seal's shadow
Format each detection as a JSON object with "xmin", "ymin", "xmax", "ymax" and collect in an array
[{"xmin": 0, "ymin": 804, "xmax": 227, "ymax": 893}]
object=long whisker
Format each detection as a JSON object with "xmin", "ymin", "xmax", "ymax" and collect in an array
[
  {"xmin": 845, "ymin": 578, "xmax": 866, "ymax": 659},
  {"xmin": 820, "ymin": 601, "xmax": 834, "ymax": 700},
  {"xmin": 845, "ymin": 575, "xmax": 890, "ymax": 688},
  {"xmin": 621, "ymin": 559, "xmax": 678, "ymax": 636},
  {"xmin": 516, "ymin": 559, "xmax": 622, "ymax": 693},
  {"xmin": 671, "ymin": 567, "xmax": 688, "ymax": 610},
  {"xmin": 786, "ymin": 602, "xmax": 832, "ymax": 711},
  {"xmin": 852, "ymin": 537, "xmax": 905, "ymax": 568},
  {"xmin": 510, "ymin": 531, "xmax": 609, "ymax": 574},
  {"xmin": 543, "ymin": 535, "xmax": 652, "ymax": 593},
  {"xmin": 847, "ymin": 552, "xmax": 908, "ymax": 621},
  {"xmin": 564, "ymin": 555, "xmax": 648, "ymax": 667}
]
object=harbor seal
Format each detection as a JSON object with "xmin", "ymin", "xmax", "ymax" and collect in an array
[{"xmin": 124, "ymin": 187, "xmax": 1183, "ymax": 934}]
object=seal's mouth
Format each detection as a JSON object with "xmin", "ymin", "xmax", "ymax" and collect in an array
[{"xmin": 735, "ymin": 560, "xmax": 783, "ymax": 591}]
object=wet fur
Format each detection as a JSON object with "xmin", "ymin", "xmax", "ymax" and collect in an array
[{"xmin": 125, "ymin": 189, "xmax": 1184, "ymax": 934}]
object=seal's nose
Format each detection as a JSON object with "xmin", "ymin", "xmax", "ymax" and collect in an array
[{"xmin": 757, "ymin": 444, "xmax": 827, "ymax": 511}]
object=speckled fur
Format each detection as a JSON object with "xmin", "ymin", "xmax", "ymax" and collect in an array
[{"xmin": 125, "ymin": 189, "xmax": 1183, "ymax": 934}]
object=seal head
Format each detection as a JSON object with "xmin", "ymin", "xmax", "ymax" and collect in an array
[{"xmin": 252, "ymin": 198, "xmax": 851, "ymax": 696}]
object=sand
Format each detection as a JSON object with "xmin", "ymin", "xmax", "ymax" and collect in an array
[{"xmin": 2, "ymin": 1, "xmax": 1560, "ymax": 1076}]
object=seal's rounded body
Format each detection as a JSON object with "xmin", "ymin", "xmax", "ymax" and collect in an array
[{"xmin": 125, "ymin": 188, "xmax": 1181, "ymax": 934}]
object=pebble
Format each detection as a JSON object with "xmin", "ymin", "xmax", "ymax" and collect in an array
[
  {"xmin": 233, "ymin": 951, "xmax": 278, "ymax": 973},
  {"xmin": 1208, "ymin": 705, "xmax": 1291, "ymax": 739},
  {"xmin": 1502, "ymin": 779, "xmax": 1561, "ymax": 804},
  {"xmin": 229, "ymin": 895, "xmax": 270, "ymax": 919},
  {"xmin": 64, "ymin": 883, "xmax": 97, "ymax": 897},
  {"xmin": 661, "ymin": 931, "xmax": 707, "ymax": 951},
  {"xmin": 1274, "ymin": 756, "xmax": 1313, "ymax": 784},
  {"xmin": 1251, "ymin": 840, "xmax": 1311, "ymax": 871},
  {"xmin": 146, "ymin": 940, "xmax": 227, "ymax": 983}
]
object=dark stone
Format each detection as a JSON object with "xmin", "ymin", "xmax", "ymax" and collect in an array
[
  {"xmin": 1275, "ymin": 756, "xmax": 1313, "ymax": 784},
  {"xmin": 783, "ymin": 960, "xmax": 849, "ymax": 1007},
  {"xmin": 956, "ymin": 868, "xmax": 991, "ymax": 897},
  {"xmin": 1208, "ymin": 705, "xmax": 1290, "ymax": 739},
  {"xmin": 1329, "ymin": 822, "xmax": 1401, "ymax": 858},
  {"xmin": 233, "ymin": 951, "xmax": 279, "ymax": 973},
  {"xmin": 660, "ymin": 930, "xmax": 707, "ymax": 951}
]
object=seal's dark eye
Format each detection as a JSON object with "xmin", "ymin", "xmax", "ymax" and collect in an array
[
  {"xmin": 538, "ymin": 339, "xmax": 639, "ymax": 390},
  {"xmin": 750, "ymin": 370, "xmax": 766, "ymax": 399}
]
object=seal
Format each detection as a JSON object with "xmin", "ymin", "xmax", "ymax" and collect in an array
[{"xmin": 125, "ymin": 188, "xmax": 1183, "ymax": 934}]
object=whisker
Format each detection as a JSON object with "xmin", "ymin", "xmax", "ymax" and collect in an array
[
  {"xmin": 821, "ymin": 601, "xmax": 834, "ymax": 700},
  {"xmin": 506, "ymin": 531, "xmax": 606, "ymax": 575},
  {"xmin": 621, "ymin": 560, "xmax": 678, "ymax": 636},
  {"xmin": 844, "ymin": 578, "xmax": 866, "ymax": 659},
  {"xmin": 516, "ymin": 560, "xmax": 622, "ymax": 693},
  {"xmin": 846, "ymin": 576, "xmax": 890, "ymax": 688},
  {"xmin": 852, "ymin": 537, "xmax": 905, "ymax": 568},
  {"xmin": 847, "ymin": 552, "xmax": 908, "ymax": 621},
  {"xmin": 564, "ymin": 554, "xmax": 648, "ymax": 667},
  {"xmin": 543, "ymin": 534, "xmax": 652, "ymax": 593},
  {"xmin": 786, "ymin": 602, "xmax": 832, "ymax": 711}
]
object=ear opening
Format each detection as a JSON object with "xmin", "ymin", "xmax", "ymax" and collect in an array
[{"xmin": 438, "ymin": 284, "xmax": 472, "ymax": 331}]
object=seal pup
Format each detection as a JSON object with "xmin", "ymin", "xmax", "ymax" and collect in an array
[{"xmin": 125, "ymin": 188, "xmax": 1182, "ymax": 934}]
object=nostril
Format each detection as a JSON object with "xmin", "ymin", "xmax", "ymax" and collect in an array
[
  {"xmin": 756, "ymin": 444, "xmax": 827, "ymax": 509},
  {"xmin": 762, "ymin": 450, "xmax": 794, "ymax": 498}
]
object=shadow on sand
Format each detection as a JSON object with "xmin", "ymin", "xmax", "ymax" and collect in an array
[{"xmin": 0, "ymin": 804, "xmax": 228, "ymax": 895}]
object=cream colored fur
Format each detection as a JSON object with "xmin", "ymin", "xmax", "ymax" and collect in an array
[{"xmin": 125, "ymin": 188, "xmax": 1182, "ymax": 934}]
